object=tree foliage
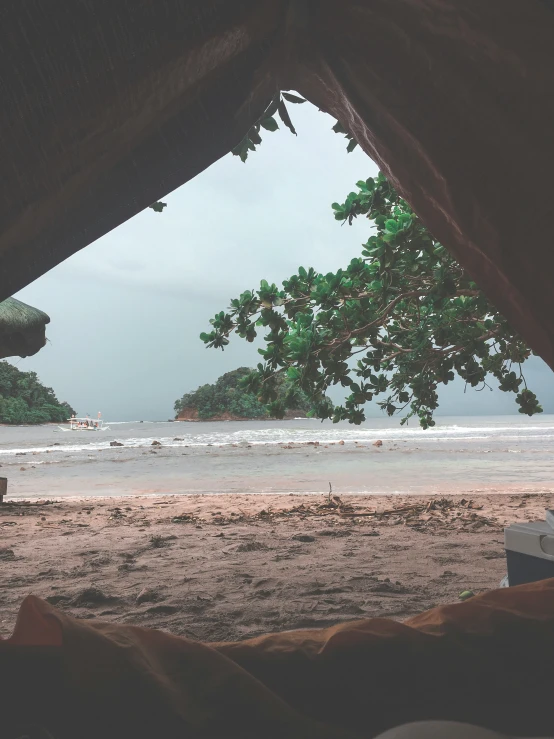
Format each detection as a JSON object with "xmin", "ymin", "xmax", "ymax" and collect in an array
[
  {"xmin": 0, "ymin": 362, "xmax": 75, "ymax": 424},
  {"xmin": 174, "ymin": 367, "xmax": 331, "ymax": 421},
  {"xmin": 145, "ymin": 91, "xmax": 542, "ymax": 427},
  {"xmin": 201, "ymin": 174, "xmax": 542, "ymax": 428},
  {"xmin": 229, "ymin": 92, "xmax": 307, "ymax": 163}
]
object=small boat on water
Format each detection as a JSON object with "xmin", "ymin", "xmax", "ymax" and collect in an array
[{"xmin": 58, "ymin": 413, "xmax": 110, "ymax": 432}]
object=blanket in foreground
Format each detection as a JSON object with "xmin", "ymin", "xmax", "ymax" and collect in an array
[{"xmin": 2, "ymin": 580, "xmax": 554, "ymax": 738}]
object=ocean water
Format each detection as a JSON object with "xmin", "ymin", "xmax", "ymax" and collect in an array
[{"xmin": 1, "ymin": 415, "xmax": 553, "ymax": 498}]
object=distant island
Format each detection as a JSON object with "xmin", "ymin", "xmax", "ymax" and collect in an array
[
  {"xmin": 0, "ymin": 361, "xmax": 75, "ymax": 424},
  {"xmin": 174, "ymin": 367, "xmax": 330, "ymax": 422}
]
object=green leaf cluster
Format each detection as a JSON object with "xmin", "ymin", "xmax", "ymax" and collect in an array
[
  {"xmin": 201, "ymin": 174, "xmax": 542, "ymax": 428},
  {"xmin": 148, "ymin": 202, "xmax": 167, "ymax": 213},
  {"xmin": 0, "ymin": 362, "xmax": 75, "ymax": 424},
  {"xmin": 230, "ymin": 92, "xmax": 306, "ymax": 163},
  {"xmin": 331, "ymin": 121, "xmax": 358, "ymax": 153}
]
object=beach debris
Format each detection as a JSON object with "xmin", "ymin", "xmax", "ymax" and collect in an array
[
  {"xmin": 108, "ymin": 507, "xmax": 126, "ymax": 520},
  {"xmin": 173, "ymin": 437, "xmax": 184, "ymax": 441},
  {"xmin": 373, "ymin": 440, "xmax": 383, "ymax": 447},
  {"xmin": 89, "ymin": 554, "xmax": 111, "ymax": 568},
  {"xmin": 46, "ymin": 594, "xmax": 72, "ymax": 606},
  {"xmin": 0, "ymin": 547, "xmax": 16, "ymax": 561},
  {"xmin": 292, "ymin": 534, "xmax": 315, "ymax": 543},
  {"xmin": 136, "ymin": 495, "xmax": 500, "ymax": 535},
  {"xmin": 212, "ymin": 515, "xmax": 229, "ymax": 525},
  {"xmin": 146, "ymin": 604, "xmax": 180, "ymax": 616},
  {"xmin": 236, "ymin": 541, "xmax": 269, "ymax": 552},
  {"xmin": 320, "ymin": 493, "xmax": 345, "ymax": 511},
  {"xmin": 338, "ymin": 440, "xmax": 345, "ymax": 445},
  {"xmin": 119, "ymin": 562, "xmax": 148, "ymax": 572},
  {"xmin": 172, "ymin": 513, "xmax": 196, "ymax": 524},
  {"xmin": 19, "ymin": 467, "xmax": 26, "ymax": 471},
  {"xmin": 318, "ymin": 529, "xmax": 352, "ymax": 537},
  {"xmin": 337, "ymin": 497, "xmax": 497, "ymax": 532},
  {"xmin": 71, "ymin": 587, "xmax": 119, "ymax": 607},
  {"xmin": 110, "ymin": 441, "xmax": 123, "ymax": 447},
  {"xmin": 136, "ymin": 587, "xmax": 163, "ymax": 605},
  {"xmin": 151, "ymin": 440, "xmax": 161, "ymax": 446},
  {"xmin": 459, "ymin": 590, "xmax": 476, "ymax": 601},
  {"xmin": 149, "ymin": 535, "xmax": 164, "ymax": 547}
]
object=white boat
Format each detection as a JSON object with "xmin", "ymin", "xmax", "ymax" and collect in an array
[{"xmin": 58, "ymin": 413, "xmax": 110, "ymax": 432}]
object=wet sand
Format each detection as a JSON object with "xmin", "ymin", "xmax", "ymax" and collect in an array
[
  {"xmin": 7, "ymin": 439, "xmax": 554, "ymax": 498},
  {"xmin": 1, "ymin": 491, "xmax": 550, "ymax": 641}
]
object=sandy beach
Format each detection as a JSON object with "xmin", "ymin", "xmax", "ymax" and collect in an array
[{"xmin": 1, "ymin": 491, "xmax": 551, "ymax": 641}]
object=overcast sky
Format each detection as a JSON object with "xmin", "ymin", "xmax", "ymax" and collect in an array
[{"xmin": 13, "ymin": 102, "xmax": 554, "ymax": 421}]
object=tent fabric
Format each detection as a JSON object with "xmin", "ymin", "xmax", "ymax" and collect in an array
[
  {"xmin": 3, "ymin": 580, "xmax": 554, "ymax": 738},
  {"xmin": 0, "ymin": 0, "xmax": 281, "ymax": 302},
  {"xmin": 1, "ymin": 2, "xmax": 554, "ymax": 366},
  {"xmin": 0, "ymin": 297, "xmax": 50, "ymax": 358}
]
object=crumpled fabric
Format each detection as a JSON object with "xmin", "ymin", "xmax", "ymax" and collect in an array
[{"xmin": 3, "ymin": 579, "xmax": 554, "ymax": 738}]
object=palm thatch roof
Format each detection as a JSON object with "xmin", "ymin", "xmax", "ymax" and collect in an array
[{"xmin": 0, "ymin": 297, "xmax": 50, "ymax": 359}]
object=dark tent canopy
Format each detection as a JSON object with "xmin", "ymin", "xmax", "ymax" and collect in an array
[{"xmin": 1, "ymin": 1, "xmax": 554, "ymax": 367}]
